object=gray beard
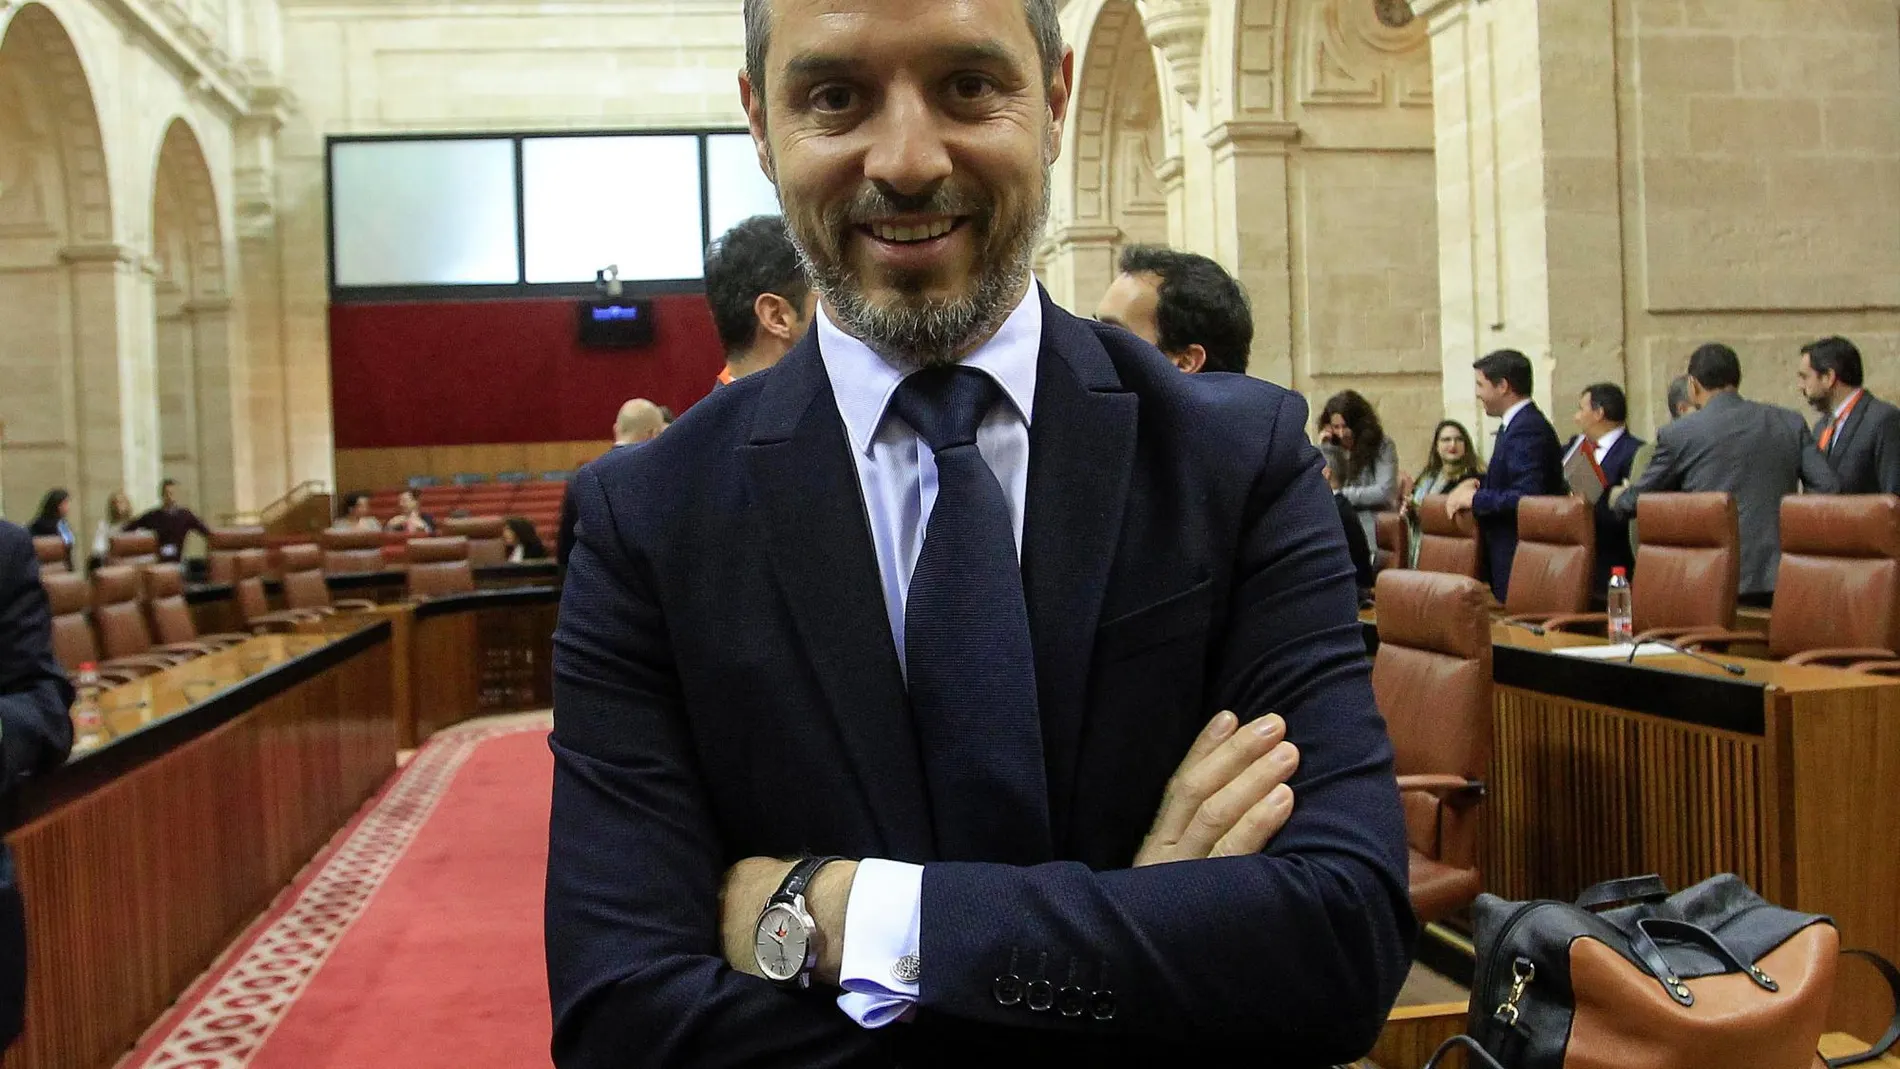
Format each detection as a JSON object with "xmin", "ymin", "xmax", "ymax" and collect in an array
[{"xmin": 790, "ymin": 169, "xmax": 1050, "ymax": 370}]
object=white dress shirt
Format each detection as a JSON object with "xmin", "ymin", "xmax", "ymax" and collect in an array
[
  {"xmin": 817, "ymin": 283, "xmax": 1043, "ymax": 1028},
  {"xmin": 1496, "ymin": 397, "xmax": 1532, "ymax": 436}
]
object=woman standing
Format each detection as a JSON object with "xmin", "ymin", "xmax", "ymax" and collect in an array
[
  {"xmin": 1317, "ymin": 391, "xmax": 1399, "ymax": 549},
  {"xmin": 1399, "ymin": 420, "xmax": 1485, "ymax": 566}
]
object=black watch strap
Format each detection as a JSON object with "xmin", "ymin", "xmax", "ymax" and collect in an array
[{"xmin": 773, "ymin": 855, "xmax": 845, "ymax": 905}]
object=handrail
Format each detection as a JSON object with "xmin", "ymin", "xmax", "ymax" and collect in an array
[{"xmin": 219, "ymin": 480, "xmax": 328, "ymax": 527}]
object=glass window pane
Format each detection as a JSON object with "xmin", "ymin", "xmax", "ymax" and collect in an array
[
  {"xmin": 522, "ymin": 135, "xmax": 704, "ymax": 283},
  {"xmin": 706, "ymin": 132, "xmax": 783, "ymax": 242},
  {"xmin": 331, "ymin": 139, "xmax": 520, "ymax": 286}
]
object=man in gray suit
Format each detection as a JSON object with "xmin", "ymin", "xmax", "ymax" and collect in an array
[
  {"xmin": 1797, "ymin": 335, "xmax": 1900, "ymax": 495},
  {"xmin": 1615, "ymin": 343, "xmax": 1838, "ymax": 602}
]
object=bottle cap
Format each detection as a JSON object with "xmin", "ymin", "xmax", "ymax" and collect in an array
[
  {"xmin": 79, "ymin": 661, "xmax": 96, "ymax": 671},
  {"xmin": 1611, "ymin": 567, "xmax": 1627, "ymax": 577}
]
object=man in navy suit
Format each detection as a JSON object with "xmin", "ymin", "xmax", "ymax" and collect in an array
[
  {"xmin": 1445, "ymin": 349, "xmax": 1565, "ymax": 601},
  {"xmin": 544, "ymin": 1, "xmax": 1413, "ymax": 1066},
  {"xmin": 1563, "ymin": 383, "xmax": 1644, "ymax": 595},
  {"xmin": 0, "ymin": 520, "xmax": 76, "ymax": 1050}
]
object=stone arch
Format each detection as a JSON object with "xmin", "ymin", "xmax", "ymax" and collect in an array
[
  {"xmin": 0, "ymin": 3, "xmax": 133, "ymax": 540},
  {"xmin": 152, "ymin": 117, "xmax": 240, "ymax": 523}
]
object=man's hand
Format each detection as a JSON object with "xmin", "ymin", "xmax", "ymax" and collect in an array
[
  {"xmin": 1397, "ymin": 473, "xmax": 1416, "ymax": 502},
  {"xmin": 719, "ymin": 857, "xmax": 859, "ymax": 986},
  {"xmin": 1444, "ymin": 479, "xmax": 1480, "ymax": 519},
  {"xmin": 1134, "ymin": 711, "xmax": 1301, "ymax": 867}
]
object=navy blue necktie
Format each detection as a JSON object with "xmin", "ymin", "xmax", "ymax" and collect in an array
[{"xmin": 891, "ymin": 366, "xmax": 1052, "ymax": 864}]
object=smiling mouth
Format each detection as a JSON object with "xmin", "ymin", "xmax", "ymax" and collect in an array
[{"xmin": 859, "ymin": 218, "xmax": 966, "ymax": 244}]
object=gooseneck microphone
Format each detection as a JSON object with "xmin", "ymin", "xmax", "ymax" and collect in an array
[
  {"xmin": 1627, "ymin": 638, "xmax": 1749, "ymax": 676},
  {"xmin": 1498, "ymin": 618, "xmax": 1547, "ymax": 637}
]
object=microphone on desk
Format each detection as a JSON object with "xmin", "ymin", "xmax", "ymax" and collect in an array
[
  {"xmin": 1627, "ymin": 639, "xmax": 1749, "ymax": 676},
  {"xmin": 1498, "ymin": 618, "xmax": 1547, "ymax": 637}
]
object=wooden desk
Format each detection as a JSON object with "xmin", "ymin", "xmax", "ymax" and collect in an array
[
  {"xmin": 1364, "ymin": 613, "xmax": 1900, "ymax": 1039},
  {"xmin": 306, "ymin": 587, "xmax": 559, "ymax": 749},
  {"xmin": 2, "ymin": 625, "xmax": 394, "ymax": 1069}
]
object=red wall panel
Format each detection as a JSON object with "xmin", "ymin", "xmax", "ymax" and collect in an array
[{"xmin": 329, "ymin": 294, "xmax": 723, "ymax": 449}]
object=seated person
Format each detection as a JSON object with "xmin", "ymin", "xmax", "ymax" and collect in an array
[
  {"xmin": 384, "ymin": 491, "xmax": 436, "ymax": 535},
  {"xmin": 502, "ymin": 517, "xmax": 548, "ymax": 563},
  {"xmin": 1320, "ymin": 443, "xmax": 1376, "ymax": 599},
  {"xmin": 331, "ymin": 492, "xmax": 382, "ymax": 532}
]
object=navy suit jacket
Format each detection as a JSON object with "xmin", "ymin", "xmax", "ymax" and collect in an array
[
  {"xmin": 1563, "ymin": 430, "xmax": 1644, "ymax": 594},
  {"xmin": 546, "ymin": 291, "xmax": 1414, "ymax": 1068},
  {"xmin": 0, "ymin": 521, "xmax": 76, "ymax": 1049},
  {"xmin": 1472, "ymin": 403, "xmax": 1564, "ymax": 601}
]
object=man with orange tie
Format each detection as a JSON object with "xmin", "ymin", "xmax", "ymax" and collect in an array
[
  {"xmin": 1797, "ymin": 336, "xmax": 1900, "ymax": 495},
  {"xmin": 1564, "ymin": 383, "xmax": 1643, "ymax": 595},
  {"xmin": 705, "ymin": 215, "xmax": 818, "ymax": 387}
]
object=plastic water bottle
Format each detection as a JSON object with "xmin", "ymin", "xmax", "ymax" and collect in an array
[
  {"xmin": 1607, "ymin": 567, "xmax": 1634, "ymax": 645},
  {"xmin": 72, "ymin": 663, "xmax": 106, "ymax": 749}
]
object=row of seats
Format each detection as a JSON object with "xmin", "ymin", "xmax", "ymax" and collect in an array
[
  {"xmin": 1393, "ymin": 491, "xmax": 1900, "ymax": 670},
  {"xmin": 31, "ymin": 521, "xmax": 526, "ymax": 583},
  {"xmin": 40, "ymin": 537, "xmax": 483, "ymax": 685},
  {"xmin": 367, "ymin": 481, "xmax": 566, "ymax": 547}
]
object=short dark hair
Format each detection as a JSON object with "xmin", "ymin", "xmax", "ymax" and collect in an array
[
  {"xmin": 705, "ymin": 215, "xmax": 808, "ymax": 355},
  {"xmin": 1687, "ymin": 343, "xmax": 1742, "ymax": 392},
  {"xmin": 1116, "ymin": 245, "xmax": 1254, "ymax": 375},
  {"xmin": 1581, "ymin": 382, "xmax": 1628, "ymax": 424},
  {"xmin": 1473, "ymin": 349, "xmax": 1533, "ymax": 398},
  {"xmin": 1666, "ymin": 375, "xmax": 1694, "ymax": 419},
  {"xmin": 338, "ymin": 492, "xmax": 370, "ymax": 518},
  {"xmin": 1801, "ymin": 336, "xmax": 1863, "ymax": 388},
  {"xmin": 744, "ymin": 0, "xmax": 1064, "ymax": 101}
]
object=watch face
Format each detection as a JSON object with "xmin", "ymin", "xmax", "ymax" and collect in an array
[{"xmin": 755, "ymin": 903, "xmax": 810, "ymax": 982}]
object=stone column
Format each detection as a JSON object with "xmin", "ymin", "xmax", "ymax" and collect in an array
[
  {"xmin": 61, "ymin": 242, "xmax": 162, "ymax": 524},
  {"xmin": 1413, "ymin": 0, "xmax": 1624, "ymax": 437},
  {"xmin": 1206, "ymin": 120, "xmax": 1299, "ymax": 387},
  {"xmin": 1037, "ymin": 224, "xmax": 1123, "ymax": 316},
  {"xmin": 186, "ymin": 296, "xmax": 249, "ymax": 520}
]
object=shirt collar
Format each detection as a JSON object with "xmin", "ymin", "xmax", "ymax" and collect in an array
[
  {"xmin": 1835, "ymin": 388, "xmax": 1865, "ymax": 420},
  {"xmin": 818, "ymin": 282, "xmax": 1042, "ymax": 457},
  {"xmin": 1595, "ymin": 425, "xmax": 1626, "ymax": 453},
  {"xmin": 1498, "ymin": 398, "xmax": 1532, "ymax": 432}
]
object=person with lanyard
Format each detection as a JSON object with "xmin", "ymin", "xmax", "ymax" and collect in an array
[
  {"xmin": 25, "ymin": 490, "xmax": 76, "ymax": 571},
  {"xmin": 1796, "ymin": 335, "xmax": 1900, "ymax": 494},
  {"xmin": 707, "ymin": 215, "xmax": 817, "ymax": 387}
]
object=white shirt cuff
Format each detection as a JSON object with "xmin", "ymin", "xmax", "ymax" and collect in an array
[{"xmin": 835, "ymin": 858, "xmax": 923, "ymax": 1029}]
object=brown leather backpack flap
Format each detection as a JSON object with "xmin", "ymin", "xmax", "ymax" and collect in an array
[{"xmin": 1564, "ymin": 924, "xmax": 1839, "ymax": 1069}]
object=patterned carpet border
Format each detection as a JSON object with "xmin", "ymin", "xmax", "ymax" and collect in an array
[{"xmin": 126, "ymin": 715, "xmax": 552, "ymax": 1069}]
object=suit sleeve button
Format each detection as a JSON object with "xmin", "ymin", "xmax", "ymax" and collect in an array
[
  {"xmin": 992, "ymin": 976, "xmax": 1023, "ymax": 1006},
  {"xmin": 1056, "ymin": 985, "xmax": 1087, "ymax": 1018},
  {"xmin": 1025, "ymin": 979, "xmax": 1054, "ymax": 1012},
  {"xmin": 1088, "ymin": 990, "xmax": 1117, "ymax": 1021}
]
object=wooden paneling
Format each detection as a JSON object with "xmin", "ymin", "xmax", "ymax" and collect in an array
[
  {"xmin": 413, "ymin": 611, "xmax": 481, "ymax": 747},
  {"xmin": 1485, "ymin": 688, "xmax": 1772, "ymax": 903},
  {"xmin": 1367, "ymin": 1002, "xmax": 1466, "ymax": 1068},
  {"xmin": 2, "ymin": 635, "xmax": 393, "ymax": 1069},
  {"xmin": 335, "ymin": 440, "xmax": 610, "ymax": 492}
]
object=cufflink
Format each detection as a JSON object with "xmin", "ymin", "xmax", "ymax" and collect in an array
[{"xmin": 892, "ymin": 954, "xmax": 921, "ymax": 985}]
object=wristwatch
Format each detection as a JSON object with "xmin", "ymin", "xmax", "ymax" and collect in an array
[{"xmin": 754, "ymin": 856, "xmax": 844, "ymax": 988}]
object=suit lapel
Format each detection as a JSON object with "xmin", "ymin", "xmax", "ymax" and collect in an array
[
  {"xmin": 1021, "ymin": 292, "xmax": 1139, "ymax": 849},
  {"xmin": 741, "ymin": 335, "xmax": 934, "ymax": 860},
  {"xmin": 1829, "ymin": 395, "xmax": 1867, "ymax": 458}
]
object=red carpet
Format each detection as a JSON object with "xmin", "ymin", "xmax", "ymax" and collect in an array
[{"xmin": 126, "ymin": 718, "xmax": 555, "ymax": 1069}]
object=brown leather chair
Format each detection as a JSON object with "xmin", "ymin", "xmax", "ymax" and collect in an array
[
  {"xmin": 320, "ymin": 529, "xmax": 388, "ymax": 575},
  {"xmin": 1412, "ymin": 495, "xmax": 1484, "ymax": 582},
  {"xmin": 142, "ymin": 565, "xmax": 251, "ymax": 651},
  {"xmin": 206, "ymin": 527, "xmax": 268, "ymax": 584},
  {"xmin": 1373, "ymin": 511, "xmax": 1408, "ymax": 573},
  {"xmin": 405, "ymin": 537, "xmax": 476, "ymax": 600},
  {"xmin": 1545, "ymin": 493, "xmax": 1740, "ymax": 643},
  {"xmin": 107, "ymin": 530, "xmax": 160, "ymax": 566},
  {"xmin": 439, "ymin": 516, "xmax": 507, "ymax": 568},
  {"xmin": 1687, "ymin": 495, "xmax": 1900, "ymax": 670},
  {"xmin": 33, "ymin": 535, "xmax": 70, "ymax": 573},
  {"xmin": 278, "ymin": 544, "xmax": 377, "ymax": 614},
  {"xmin": 1372, "ymin": 568, "xmax": 1494, "ymax": 924},
  {"xmin": 41, "ymin": 573, "xmax": 153, "ymax": 683},
  {"xmin": 91, "ymin": 565, "xmax": 198, "ymax": 666},
  {"xmin": 1500, "ymin": 497, "xmax": 1596, "ymax": 621}
]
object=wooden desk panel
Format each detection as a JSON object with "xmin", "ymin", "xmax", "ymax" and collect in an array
[{"xmin": 1, "ymin": 627, "xmax": 393, "ymax": 1069}]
